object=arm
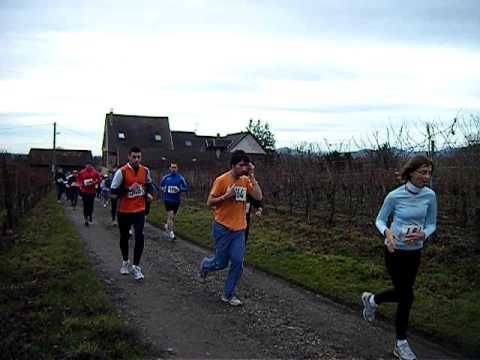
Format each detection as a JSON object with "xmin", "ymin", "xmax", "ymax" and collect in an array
[
  {"xmin": 375, "ymin": 192, "xmax": 396, "ymax": 251},
  {"xmin": 110, "ymin": 169, "xmax": 128, "ymax": 196},
  {"xmin": 179, "ymin": 176, "xmax": 188, "ymax": 192},
  {"xmin": 206, "ymin": 178, "xmax": 234, "ymax": 207},
  {"xmin": 144, "ymin": 168, "xmax": 154, "ymax": 195},
  {"xmin": 159, "ymin": 175, "xmax": 167, "ymax": 192},
  {"xmin": 423, "ymin": 193, "xmax": 437, "ymax": 239},
  {"xmin": 248, "ymin": 174, "xmax": 262, "ymax": 201},
  {"xmin": 375, "ymin": 193, "xmax": 394, "ymax": 237},
  {"xmin": 249, "ymin": 196, "xmax": 263, "ymax": 209}
]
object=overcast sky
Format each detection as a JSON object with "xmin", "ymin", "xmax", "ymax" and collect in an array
[{"xmin": 1, "ymin": 0, "xmax": 479, "ymax": 155}]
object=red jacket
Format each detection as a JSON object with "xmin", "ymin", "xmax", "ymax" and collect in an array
[{"xmin": 77, "ymin": 168, "xmax": 101, "ymax": 194}]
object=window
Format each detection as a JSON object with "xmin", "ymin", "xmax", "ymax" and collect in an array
[
  {"xmin": 118, "ymin": 132, "xmax": 126, "ymax": 139},
  {"xmin": 185, "ymin": 140, "xmax": 192, "ymax": 147},
  {"xmin": 154, "ymin": 134, "xmax": 162, "ymax": 141}
]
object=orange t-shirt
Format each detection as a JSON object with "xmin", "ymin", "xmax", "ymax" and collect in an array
[{"xmin": 210, "ymin": 171, "xmax": 254, "ymax": 231}]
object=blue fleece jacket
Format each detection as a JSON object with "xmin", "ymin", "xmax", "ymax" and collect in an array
[
  {"xmin": 159, "ymin": 172, "xmax": 188, "ymax": 203},
  {"xmin": 375, "ymin": 182, "xmax": 437, "ymax": 251}
]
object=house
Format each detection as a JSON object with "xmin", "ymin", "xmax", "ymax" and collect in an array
[
  {"xmin": 102, "ymin": 111, "xmax": 267, "ymax": 170},
  {"xmin": 28, "ymin": 148, "xmax": 93, "ymax": 174},
  {"xmin": 172, "ymin": 131, "xmax": 265, "ymax": 156},
  {"xmin": 102, "ymin": 112, "xmax": 173, "ymax": 169}
]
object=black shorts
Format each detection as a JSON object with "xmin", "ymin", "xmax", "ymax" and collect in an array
[{"xmin": 164, "ymin": 201, "xmax": 180, "ymax": 214}]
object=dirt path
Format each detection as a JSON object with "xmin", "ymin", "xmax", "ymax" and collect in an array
[{"xmin": 65, "ymin": 200, "xmax": 458, "ymax": 359}]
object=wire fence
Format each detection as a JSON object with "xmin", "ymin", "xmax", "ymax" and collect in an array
[{"xmin": 180, "ymin": 147, "xmax": 480, "ymax": 239}]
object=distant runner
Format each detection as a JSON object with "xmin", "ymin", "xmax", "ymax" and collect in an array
[
  {"xmin": 159, "ymin": 162, "xmax": 188, "ymax": 240},
  {"xmin": 77, "ymin": 161, "xmax": 101, "ymax": 226}
]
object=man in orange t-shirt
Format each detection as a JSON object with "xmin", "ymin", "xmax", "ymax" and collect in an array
[{"xmin": 199, "ymin": 150, "xmax": 263, "ymax": 306}]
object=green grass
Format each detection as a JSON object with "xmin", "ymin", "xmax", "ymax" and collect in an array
[
  {"xmin": 0, "ymin": 193, "xmax": 154, "ymax": 359},
  {"xmin": 149, "ymin": 198, "xmax": 480, "ymax": 356}
]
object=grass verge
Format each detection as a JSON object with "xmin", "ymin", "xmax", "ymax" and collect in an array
[
  {"xmin": 0, "ymin": 193, "xmax": 154, "ymax": 359},
  {"xmin": 148, "ymin": 198, "xmax": 479, "ymax": 356}
]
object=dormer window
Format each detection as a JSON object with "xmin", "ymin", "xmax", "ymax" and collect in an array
[
  {"xmin": 185, "ymin": 140, "xmax": 192, "ymax": 147},
  {"xmin": 118, "ymin": 132, "xmax": 126, "ymax": 139},
  {"xmin": 154, "ymin": 134, "xmax": 162, "ymax": 141}
]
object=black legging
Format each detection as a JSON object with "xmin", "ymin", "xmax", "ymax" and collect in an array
[
  {"xmin": 110, "ymin": 197, "xmax": 118, "ymax": 221},
  {"xmin": 374, "ymin": 246, "xmax": 421, "ymax": 340},
  {"xmin": 70, "ymin": 187, "xmax": 79, "ymax": 207},
  {"xmin": 81, "ymin": 193, "xmax": 96, "ymax": 220},
  {"xmin": 56, "ymin": 184, "xmax": 65, "ymax": 200},
  {"xmin": 118, "ymin": 212, "xmax": 145, "ymax": 266}
]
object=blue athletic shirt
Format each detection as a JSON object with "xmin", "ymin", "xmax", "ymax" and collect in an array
[
  {"xmin": 375, "ymin": 182, "xmax": 437, "ymax": 251},
  {"xmin": 159, "ymin": 173, "xmax": 188, "ymax": 203}
]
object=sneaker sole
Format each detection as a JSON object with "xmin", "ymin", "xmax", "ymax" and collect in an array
[{"xmin": 361, "ymin": 293, "xmax": 374, "ymax": 322}]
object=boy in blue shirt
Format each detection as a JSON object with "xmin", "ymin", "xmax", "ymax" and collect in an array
[{"xmin": 159, "ymin": 162, "xmax": 188, "ymax": 240}]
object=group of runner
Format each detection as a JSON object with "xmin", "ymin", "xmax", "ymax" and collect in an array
[{"xmin": 58, "ymin": 147, "xmax": 436, "ymax": 360}]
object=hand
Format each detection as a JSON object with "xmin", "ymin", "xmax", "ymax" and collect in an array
[
  {"xmin": 405, "ymin": 231, "xmax": 425, "ymax": 245},
  {"xmin": 255, "ymin": 208, "xmax": 263, "ymax": 217},
  {"xmin": 129, "ymin": 182, "xmax": 140, "ymax": 191},
  {"xmin": 223, "ymin": 184, "xmax": 235, "ymax": 200},
  {"xmin": 385, "ymin": 229, "xmax": 395, "ymax": 253},
  {"xmin": 146, "ymin": 193, "xmax": 154, "ymax": 202},
  {"xmin": 248, "ymin": 163, "xmax": 255, "ymax": 177}
]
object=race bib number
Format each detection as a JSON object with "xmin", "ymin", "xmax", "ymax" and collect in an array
[
  {"xmin": 127, "ymin": 185, "xmax": 145, "ymax": 198},
  {"xmin": 402, "ymin": 224, "xmax": 422, "ymax": 236},
  {"xmin": 167, "ymin": 185, "xmax": 179, "ymax": 194},
  {"xmin": 83, "ymin": 178, "xmax": 93, "ymax": 186},
  {"xmin": 234, "ymin": 186, "xmax": 247, "ymax": 202}
]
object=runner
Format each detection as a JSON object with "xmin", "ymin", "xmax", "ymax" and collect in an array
[
  {"xmin": 159, "ymin": 162, "xmax": 188, "ymax": 240},
  {"xmin": 110, "ymin": 146, "xmax": 154, "ymax": 281},
  {"xmin": 66, "ymin": 170, "xmax": 80, "ymax": 210},
  {"xmin": 361, "ymin": 155, "xmax": 437, "ymax": 360},
  {"xmin": 244, "ymin": 161, "xmax": 263, "ymax": 247},
  {"xmin": 54, "ymin": 168, "xmax": 66, "ymax": 202},
  {"xmin": 109, "ymin": 168, "xmax": 118, "ymax": 226},
  {"xmin": 100, "ymin": 174, "xmax": 111, "ymax": 208},
  {"xmin": 198, "ymin": 150, "xmax": 262, "ymax": 306},
  {"xmin": 77, "ymin": 161, "xmax": 101, "ymax": 227}
]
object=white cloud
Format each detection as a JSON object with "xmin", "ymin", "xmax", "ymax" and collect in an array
[{"xmin": 1, "ymin": 1, "xmax": 479, "ymax": 154}]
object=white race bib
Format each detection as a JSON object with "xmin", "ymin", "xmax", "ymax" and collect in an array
[
  {"xmin": 167, "ymin": 185, "xmax": 179, "ymax": 194},
  {"xmin": 402, "ymin": 224, "xmax": 422, "ymax": 236},
  {"xmin": 234, "ymin": 186, "xmax": 247, "ymax": 202},
  {"xmin": 127, "ymin": 185, "xmax": 145, "ymax": 198},
  {"xmin": 83, "ymin": 178, "xmax": 93, "ymax": 186}
]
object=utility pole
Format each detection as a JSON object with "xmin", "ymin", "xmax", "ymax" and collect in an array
[{"xmin": 52, "ymin": 122, "xmax": 57, "ymax": 176}]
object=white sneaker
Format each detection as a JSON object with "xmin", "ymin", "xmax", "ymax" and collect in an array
[
  {"xmin": 362, "ymin": 292, "xmax": 377, "ymax": 322},
  {"xmin": 169, "ymin": 231, "xmax": 176, "ymax": 240},
  {"xmin": 394, "ymin": 340, "xmax": 416, "ymax": 360},
  {"xmin": 120, "ymin": 260, "xmax": 130, "ymax": 275},
  {"xmin": 131, "ymin": 265, "xmax": 144, "ymax": 280},
  {"xmin": 221, "ymin": 295, "xmax": 242, "ymax": 306}
]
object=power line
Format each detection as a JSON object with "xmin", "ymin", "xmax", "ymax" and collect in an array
[
  {"xmin": 0, "ymin": 123, "xmax": 53, "ymax": 131},
  {"xmin": 56, "ymin": 125, "xmax": 102, "ymax": 141}
]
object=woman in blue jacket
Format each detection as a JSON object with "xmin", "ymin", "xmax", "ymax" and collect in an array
[{"xmin": 362, "ymin": 155, "xmax": 437, "ymax": 360}]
